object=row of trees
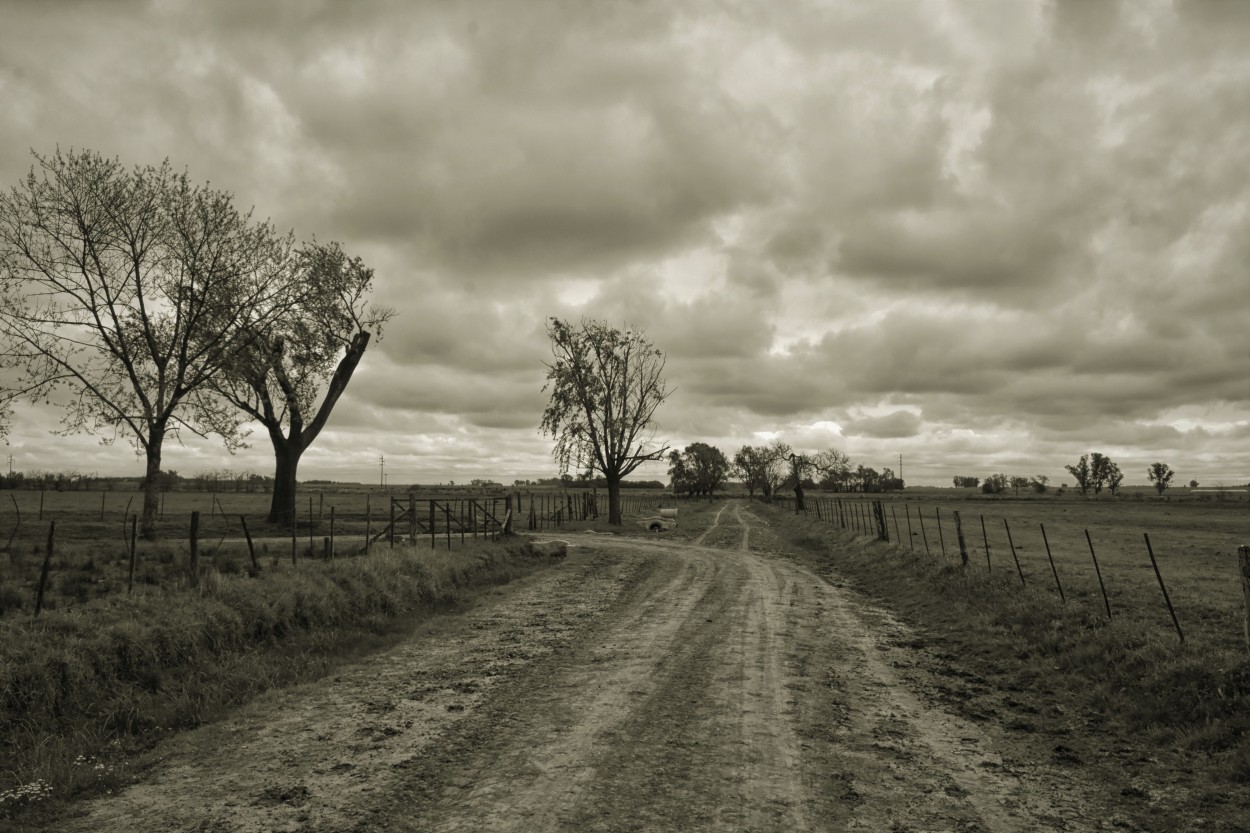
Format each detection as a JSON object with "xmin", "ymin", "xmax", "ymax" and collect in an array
[
  {"xmin": 955, "ymin": 460, "xmax": 1189, "ymax": 497},
  {"xmin": 0, "ymin": 149, "xmax": 392, "ymax": 537}
]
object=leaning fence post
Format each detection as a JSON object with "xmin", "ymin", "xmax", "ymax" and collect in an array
[
  {"xmin": 905, "ymin": 504, "xmax": 914, "ymax": 553},
  {"xmin": 935, "ymin": 508, "xmax": 947, "ymax": 559},
  {"xmin": 1238, "ymin": 545, "xmax": 1250, "ymax": 652},
  {"xmin": 1003, "ymin": 519, "xmax": 1025, "ymax": 585},
  {"xmin": 1084, "ymin": 529, "xmax": 1111, "ymax": 619},
  {"xmin": 34, "ymin": 520, "xmax": 55, "ymax": 617},
  {"xmin": 980, "ymin": 515, "xmax": 991, "ymax": 571},
  {"xmin": 189, "ymin": 511, "xmax": 200, "ymax": 589},
  {"xmin": 240, "ymin": 515, "xmax": 259, "ymax": 572},
  {"xmin": 891, "ymin": 505, "xmax": 901, "ymax": 545},
  {"xmin": 1144, "ymin": 533, "xmax": 1184, "ymax": 644},
  {"xmin": 1039, "ymin": 523, "xmax": 1065, "ymax": 603},
  {"xmin": 918, "ymin": 508, "xmax": 930, "ymax": 555},
  {"xmin": 953, "ymin": 510, "xmax": 969, "ymax": 566}
]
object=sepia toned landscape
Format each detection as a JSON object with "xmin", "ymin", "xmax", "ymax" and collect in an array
[{"xmin": 3, "ymin": 1, "xmax": 1250, "ymax": 831}]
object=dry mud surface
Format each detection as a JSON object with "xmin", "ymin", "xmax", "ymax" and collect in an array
[{"xmin": 55, "ymin": 504, "xmax": 1143, "ymax": 832}]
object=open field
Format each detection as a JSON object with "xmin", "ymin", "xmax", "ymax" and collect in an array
[{"xmin": 780, "ymin": 492, "xmax": 1248, "ymax": 654}]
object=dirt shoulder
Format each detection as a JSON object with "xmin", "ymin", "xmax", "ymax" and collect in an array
[{"xmin": 37, "ymin": 504, "xmax": 1165, "ymax": 832}]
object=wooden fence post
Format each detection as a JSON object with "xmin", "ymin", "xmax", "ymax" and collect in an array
[
  {"xmin": 980, "ymin": 515, "xmax": 991, "ymax": 571},
  {"xmin": 240, "ymin": 515, "xmax": 259, "ymax": 572},
  {"xmin": 34, "ymin": 520, "xmax": 55, "ymax": 616},
  {"xmin": 409, "ymin": 494, "xmax": 416, "ymax": 544},
  {"xmin": 953, "ymin": 510, "xmax": 969, "ymax": 566},
  {"xmin": 1238, "ymin": 545, "xmax": 1250, "ymax": 652},
  {"xmin": 308, "ymin": 496, "xmax": 314, "ymax": 553},
  {"xmin": 189, "ymin": 511, "xmax": 200, "ymax": 589},
  {"xmin": 905, "ymin": 504, "xmax": 914, "ymax": 553},
  {"xmin": 100, "ymin": 490, "xmax": 106, "ymax": 520},
  {"xmin": 365, "ymin": 494, "xmax": 371, "ymax": 555},
  {"xmin": 1144, "ymin": 533, "xmax": 1183, "ymax": 644},
  {"xmin": 918, "ymin": 508, "xmax": 930, "ymax": 555},
  {"xmin": 891, "ymin": 505, "xmax": 901, "ymax": 544},
  {"xmin": 329, "ymin": 506, "xmax": 335, "ymax": 558},
  {"xmin": 935, "ymin": 508, "xmax": 946, "ymax": 559}
]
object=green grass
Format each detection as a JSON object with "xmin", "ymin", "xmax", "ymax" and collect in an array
[{"xmin": 0, "ymin": 536, "xmax": 558, "ymax": 822}]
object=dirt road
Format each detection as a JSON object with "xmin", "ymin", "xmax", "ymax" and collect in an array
[{"xmin": 55, "ymin": 502, "xmax": 1119, "ymax": 832}]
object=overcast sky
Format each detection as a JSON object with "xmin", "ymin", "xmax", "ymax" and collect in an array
[{"xmin": 1, "ymin": 0, "xmax": 1247, "ymax": 488}]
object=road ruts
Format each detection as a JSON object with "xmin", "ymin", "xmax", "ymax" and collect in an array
[{"xmin": 53, "ymin": 504, "xmax": 1114, "ymax": 833}]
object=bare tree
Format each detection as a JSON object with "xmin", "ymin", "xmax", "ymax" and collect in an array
[
  {"xmin": 812, "ymin": 448, "xmax": 852, "ymax": 491},
  {"xmin": 0, "ymin": 149, "xmax": 292, "ymax": 538},
  {"xmin": 214, "ymin": 241, "xmax": 392, "ymax": 526},
  {"xmin": 540, "ymin": 318, "xmax": 670, "ymax": 525}
]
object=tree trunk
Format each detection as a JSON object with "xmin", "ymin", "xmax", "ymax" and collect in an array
[
  {"xmin": 140, "ymin": 440, "xmax": 163, "ymax": 541},
  {"xmin": 268, "ymin": 443, "xmax": 302, "ymax": 527},
  {"xmin": 607, "ymin": 477, "xmax": 622, "ymax": 526}
]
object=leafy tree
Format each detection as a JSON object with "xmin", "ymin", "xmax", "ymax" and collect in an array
[
  {"xmin": 1106, "ymin": 461, "xmax": 1124, "ymax": 495},
  {"xmin": 733, "ymin": 440, "xmax": 791, "ymax": 501},
  {"xmin": 1089, "ymin": 452, "xmax": 1114, "ymax": 495},
  {"xmin": 1065, "ymin": 454, "xmax": 1092, "ymax": 496},
  {"xmin": 1188, "ymin": 479, "xmax": 1199, "ymax": 488},
  {"xmin": 981, "ymin": 473, "xmax": 1009, "ymax": 494},
  {"xmin": 1009, "ymin": 475, "xmax": 1031, "ymax": 496},
  {"xmin": 1030, "ymin": 474, "xmax": 1049, "ymax": 494},
  {"xmin": 878, "ymin": 466, "xmax": 904, "ymax": 492},
  {"xmin": 0, "ymin": 149, "xmax": 292, "ymax": 538},
  {"xmin": 214, "ymin": 241, "xmax": 392, "ymax": 526},
  {"xmin": 540, "ymin": 318, "xmax": 671, "ymax": 525},
  {"xmin": 669, "ymin": 442, "xmax": 730, "ymax": 497},
  {"xmin": 953, "ymin": 475, "xmax": 980, "ymax": 489},
  {"xmin": 1148, "ymin": 462, "xmax": 1174, "ymax": 495},
  {"xmin": 854, "ymin": 464, "xmax": 880, "ymax": 493}
]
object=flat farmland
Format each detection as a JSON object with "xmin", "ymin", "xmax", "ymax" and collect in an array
[{"xmin": 785, "ymin": 493, "xmax": 1248, "ymax": 649}]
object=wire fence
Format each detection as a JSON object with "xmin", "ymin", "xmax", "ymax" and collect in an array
[{"xmin": 772, "ymin": 494, "xmax": 1250, "ymax": 651}]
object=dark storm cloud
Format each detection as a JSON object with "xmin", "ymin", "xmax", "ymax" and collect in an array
[{"xmin": 2, "ymin": 0, "xmax": 1249, "ymax": 483}]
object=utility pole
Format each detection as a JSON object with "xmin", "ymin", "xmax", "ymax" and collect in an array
[
  {"xmin": 6, "ymin": 455, "xmax": 11, "ymax": 478},
  {"xmin": 379, "ymin": 455, "xmax": 385, "ymax": 490},
  {"xmin": 899, "ymin": 454, "xmax": 903, "ymax": 483}
]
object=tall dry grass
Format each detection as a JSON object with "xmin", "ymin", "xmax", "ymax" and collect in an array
[{"xmin": 0, "ymin": 537, "xmax": 553, "ymax": 820}]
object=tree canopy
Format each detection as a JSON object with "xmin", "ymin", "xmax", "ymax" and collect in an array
[
  {"xmin": 540, "ymin": 318, "xmax": 670, "ymax": 525},
  {"xmin": 0, "ymin": 149, "xmax": 293, "ymax": 537}
]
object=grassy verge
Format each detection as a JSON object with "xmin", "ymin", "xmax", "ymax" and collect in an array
[
  {"xmin": 757, "ymin": 504, "xmax": 1250, "ymax": 789},
  {"xmin": 0, "ymin": 536, "xmax": 557, "ymax": 823}
]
